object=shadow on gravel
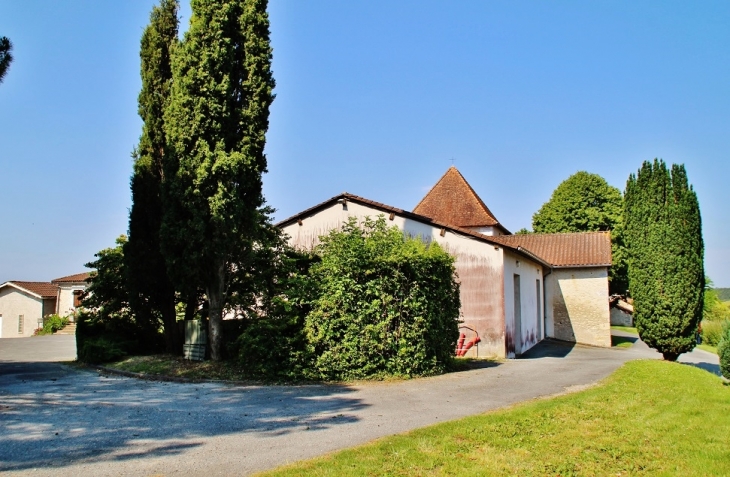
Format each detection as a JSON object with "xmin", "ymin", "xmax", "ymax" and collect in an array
[
  {"xmin": 518, "ymin": 339, "xmax": 576, "ymax": 359},
  {"xmin": 0, "ymin": 361, "xmax": 368, "ymax": 472}
]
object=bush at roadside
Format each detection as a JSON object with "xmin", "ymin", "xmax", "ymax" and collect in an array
[
  {"xmin": 700, "ymin": 320, "xmax": 727, "ymax": 347},
  {"xmin": 718, "ymin": 321, "xmax": 730, "ymax": 380},
  {"xmin": 33, "ymin": 314, "xmax": 69, "ymax": 336}
]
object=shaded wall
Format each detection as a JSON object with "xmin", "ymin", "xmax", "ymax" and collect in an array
[
  {"xmin": 545, "ymin": 267, "xmax": 610, "ymax": 347},
  {"xmin": 502, "ymin": 249, "xmax": 544, "ymax": 357}
]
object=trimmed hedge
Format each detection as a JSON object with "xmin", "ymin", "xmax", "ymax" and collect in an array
[{"xmin": 303, "ymin": 217, "xmax": 460, "ymax": 380}]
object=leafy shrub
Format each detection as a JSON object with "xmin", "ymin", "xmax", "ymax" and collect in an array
[
  {"xmin": 231, "ymin": 251, "xmax": 317, "ymax": 378},
  {"xmin": 77, "ymin": 337, "xmax": 128, "ymax": 363},
  {"xmin": 718, "ymin": 321, "xmax": 730, "ymax": 380},
  {"xmin": 700, "ymin": 320, "xmax": 726, "ymax": 347},
  {"xmin": 303, "ymin": 217, "xmax": 460, "ymax": 380}
]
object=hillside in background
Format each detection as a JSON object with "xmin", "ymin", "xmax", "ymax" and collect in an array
[{"xmin": 714, "ymin": 288, "xmax": 730, "ymax": 301}]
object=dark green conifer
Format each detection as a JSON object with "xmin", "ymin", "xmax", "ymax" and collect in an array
[
  {"xmin": 624, "ymin": 159, "xmax": 704, "ymax": 361},
  {"xmin": 0, "ymin": 36, "xmax": 13, "ymax": 84},
  {"xmin": 162, "ymin": 0, "xmax": 275, "ymax": 360},
  {"xmin": 125, "ymin": 0, "xmax": 180, "ymax": 353}
]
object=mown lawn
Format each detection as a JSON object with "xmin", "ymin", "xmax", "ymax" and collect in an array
[
  {"xmin": 611, "ymin": 325, "xmax": 638, "ymax": 335},
  {"xmin": 259, "ymin": 360, "xmax": 730, "ymax": 477}
]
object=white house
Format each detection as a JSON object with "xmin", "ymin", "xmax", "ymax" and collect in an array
[
  {"xmin": 277, "ymin": 167, "xmax": 612, "ymax": 358},
  {"xmin": 0, "ymin": 272, "xmax": 89, "ymax": 338}
]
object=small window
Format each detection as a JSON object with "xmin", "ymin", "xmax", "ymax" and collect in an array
[{"xmin": 18, "ymin": 315, "xmax": 24, "ymax": 334}]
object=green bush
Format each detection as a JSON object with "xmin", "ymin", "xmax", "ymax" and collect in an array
[
  {"xmin": 718, "ymin": 321, "xmax": 730, "ymax": 380},
  {"xmin": 34, "ymin": 314, "xmax": 69, "ymax": 335},
  {"xmin": 77, "ymin": 337, "xmax": 128, "ymax": 364},
  {"xmin": 303, "ymin": 217, "xmax": 461, "ymax": 380},
  {"xmin": 701, "ymin": 320, "xmax": 726, "ymax": 347}
]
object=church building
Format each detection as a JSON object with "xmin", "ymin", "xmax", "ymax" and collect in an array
[{"xmin": 277, "ymin": 167, "xmax": 612, "ymax": 358}]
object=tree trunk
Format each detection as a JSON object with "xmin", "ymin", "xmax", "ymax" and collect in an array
[
  {"xmin": 162, "ymin": 287, "xmax": 179, "ymax": 354},
  {"xmin": 207, "ymin": 262, "xmax": 226, "ymax": 361},
  {"xmin": 662, "ymin": 351, "xmax": 679, "ymax": 361}
]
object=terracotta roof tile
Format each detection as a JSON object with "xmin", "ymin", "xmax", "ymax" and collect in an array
[
  {"xmin": 51, "ymin": 272, "xmax": 91, "ymax": 283},
  {"xmin": 413, "ymin": 167, "xmax": 506, "ymax": 231},
  {"xmin": 490, "ymin": 232, "xmax": 612, "ymax": 268},
  {"xmin": 6, "ymin": 281, "xmax": 60, "ymax": 298}
]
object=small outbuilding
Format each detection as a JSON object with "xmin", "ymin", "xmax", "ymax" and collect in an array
[{"xmin": 277, "ymin": 167, "xmax": 612, "ymax": 358}]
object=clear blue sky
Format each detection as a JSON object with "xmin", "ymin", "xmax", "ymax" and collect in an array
[{"xmin": 2, "ymin": 1, "xmax": 729, "ymax": 286}]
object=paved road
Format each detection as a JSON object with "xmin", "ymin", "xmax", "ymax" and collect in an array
[{"xmin": 0, "ymin": 334, "xmax": 720, "ymax": 476}]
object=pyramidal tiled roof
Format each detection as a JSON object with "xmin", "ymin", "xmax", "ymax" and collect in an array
[
  {"xmin": 490, "ymin": 232, "xmax": 612, "ymax": 268},
  {"xmin": 413, "ymin": 167, "xmax": 506, "ymax": 231}
]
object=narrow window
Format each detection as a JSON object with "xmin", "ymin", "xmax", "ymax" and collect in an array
[
  {"xmin": 536, "ymin": 279, "xmax": 542, "ymax": 340},
  {"xmin": 18, "ymin": 315, "xmax": 24, "ymax": 334}
]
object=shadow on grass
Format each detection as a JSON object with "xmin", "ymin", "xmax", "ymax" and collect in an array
[
  {"xmin": 611, "ymin": 335, "xmax": 638, "ymax": 348},
  {"xmin": 682, "ymin": 361, "xmax": 721, "ymax": 377},
  {"xmin": 0, "ymin": 361, "xmax": 368, "ymax": 473}
]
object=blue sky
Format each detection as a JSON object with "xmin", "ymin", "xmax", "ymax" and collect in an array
[{"xmin": 1, "ymin": 1, "xmax": 729, "ymax": 286}]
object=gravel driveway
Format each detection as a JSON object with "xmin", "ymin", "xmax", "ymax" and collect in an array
[{"xmin": 0, "ymin": 334, "xmax": 720, "ymax": 476}]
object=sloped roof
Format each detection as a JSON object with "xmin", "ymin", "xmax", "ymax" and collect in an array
[
  {"xmin": 413, "ymin": 167, "xmax": 508, "ymax": 232},
  {"xmin": 276, "ymin": 192, "xmax": 551, "ymax": 268},
  {"xmin": 490, "ymin": 232, "xmax": 612, "ymax": 268},
  {"xmin": 3, "ymin": 281, "xmax": 59, "ymax": 299},
  {"xmin": 52, "ymin": 272, "xmax": 91, "ymax": 284}
]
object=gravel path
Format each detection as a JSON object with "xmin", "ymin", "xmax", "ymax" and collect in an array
[{"xmin": 0, "ymin": 334, "xmax": 720, "ymax": 476}]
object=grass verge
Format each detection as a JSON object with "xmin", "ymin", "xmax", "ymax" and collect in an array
[
  {"xmin": 104, "ymin": 355, "xmax": 264, "ymax": 383},
  {"xmin": 611, "ymin": 335, "xmax": 636, "ymax": 348},
  {"xmin": 259, "ymin": 360, "xmax": 730, "ymax": 477},
  {"xmin": 610, "ymin": 325, "xmax": 638, "ymax": 335}
]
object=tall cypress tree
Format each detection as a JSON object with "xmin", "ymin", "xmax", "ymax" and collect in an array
[
  {"xmin": 624, "ymin": 159, "xmax": 704, "ymax": 361},
  {"xmin": 162, "ymin": 0, "xmax": 275, "ymax": 360},
  {"xmin": 125, "ymin": 0, "xmax": 180, "ymax": 353}
]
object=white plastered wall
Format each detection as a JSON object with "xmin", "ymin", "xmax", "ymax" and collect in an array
[
  {"xmin": 0, "ymin": 287, "xmax": 44, "ymax": 338},
  {"xmin": 502, "ymin": 249, "xmax": 544, "ymax": 357},
  {"xmin": 544, "ymin": 267, "xmax": 611, "ymax": 348},
  {"xmin": 57, "ymin": 283, "xmax": 86, "ymax": 318},
  {"xmin": 281, "ymin": 200, "xmax": 543, "ymax": 358}
]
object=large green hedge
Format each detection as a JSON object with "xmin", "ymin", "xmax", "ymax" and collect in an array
[{"xmin": 303, "ymin": 217, "xmax": 461, "ymax": 380}]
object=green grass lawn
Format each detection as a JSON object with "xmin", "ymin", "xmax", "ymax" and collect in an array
[
  {"xmin": 259, "ymin": 360, "xmax": 730, "ymax": 477},
  {"xmin": 610, "ymin": 325, "xmax": 638, "ymax": 335},
  {"xmin": 611, "ymin": 335, "xmax": 636, "ymax": 348}
]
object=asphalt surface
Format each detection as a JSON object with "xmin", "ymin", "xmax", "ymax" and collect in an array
[{"xmin": 0, "ymin": 333, "xmax": 720, "ymax": 476}]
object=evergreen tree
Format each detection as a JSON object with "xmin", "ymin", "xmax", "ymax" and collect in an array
[
  {"xmin": 532, "ymin": 171, "xmax": 628, "ymax": 294},
  {"xmin": 0, "ymin": 37, "xmax": 13, "ymax": 84},
  {"xmin": 125, "ymin": 0, "xmax": 180, "ymax": 353},
  {"xmin": 624, "ymin": 159, "xmax": 704, "ymax": 361},
  {"xmin": 162, "ymin": 0, "xmax": 275, "ymax": 360}
]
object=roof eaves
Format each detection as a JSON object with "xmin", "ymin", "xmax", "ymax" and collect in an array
[{"xmin": 1, "ymin": 281, "xmax": 43, "ymax": 299}]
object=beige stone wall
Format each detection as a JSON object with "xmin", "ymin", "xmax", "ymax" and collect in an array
[
  {"xmin": 0, "ymin": 287, "xmax": 44, "ymax": 338},
  {"xmin": 545, "ymin": 267, "xmax": 610, "ymax": 348}
]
